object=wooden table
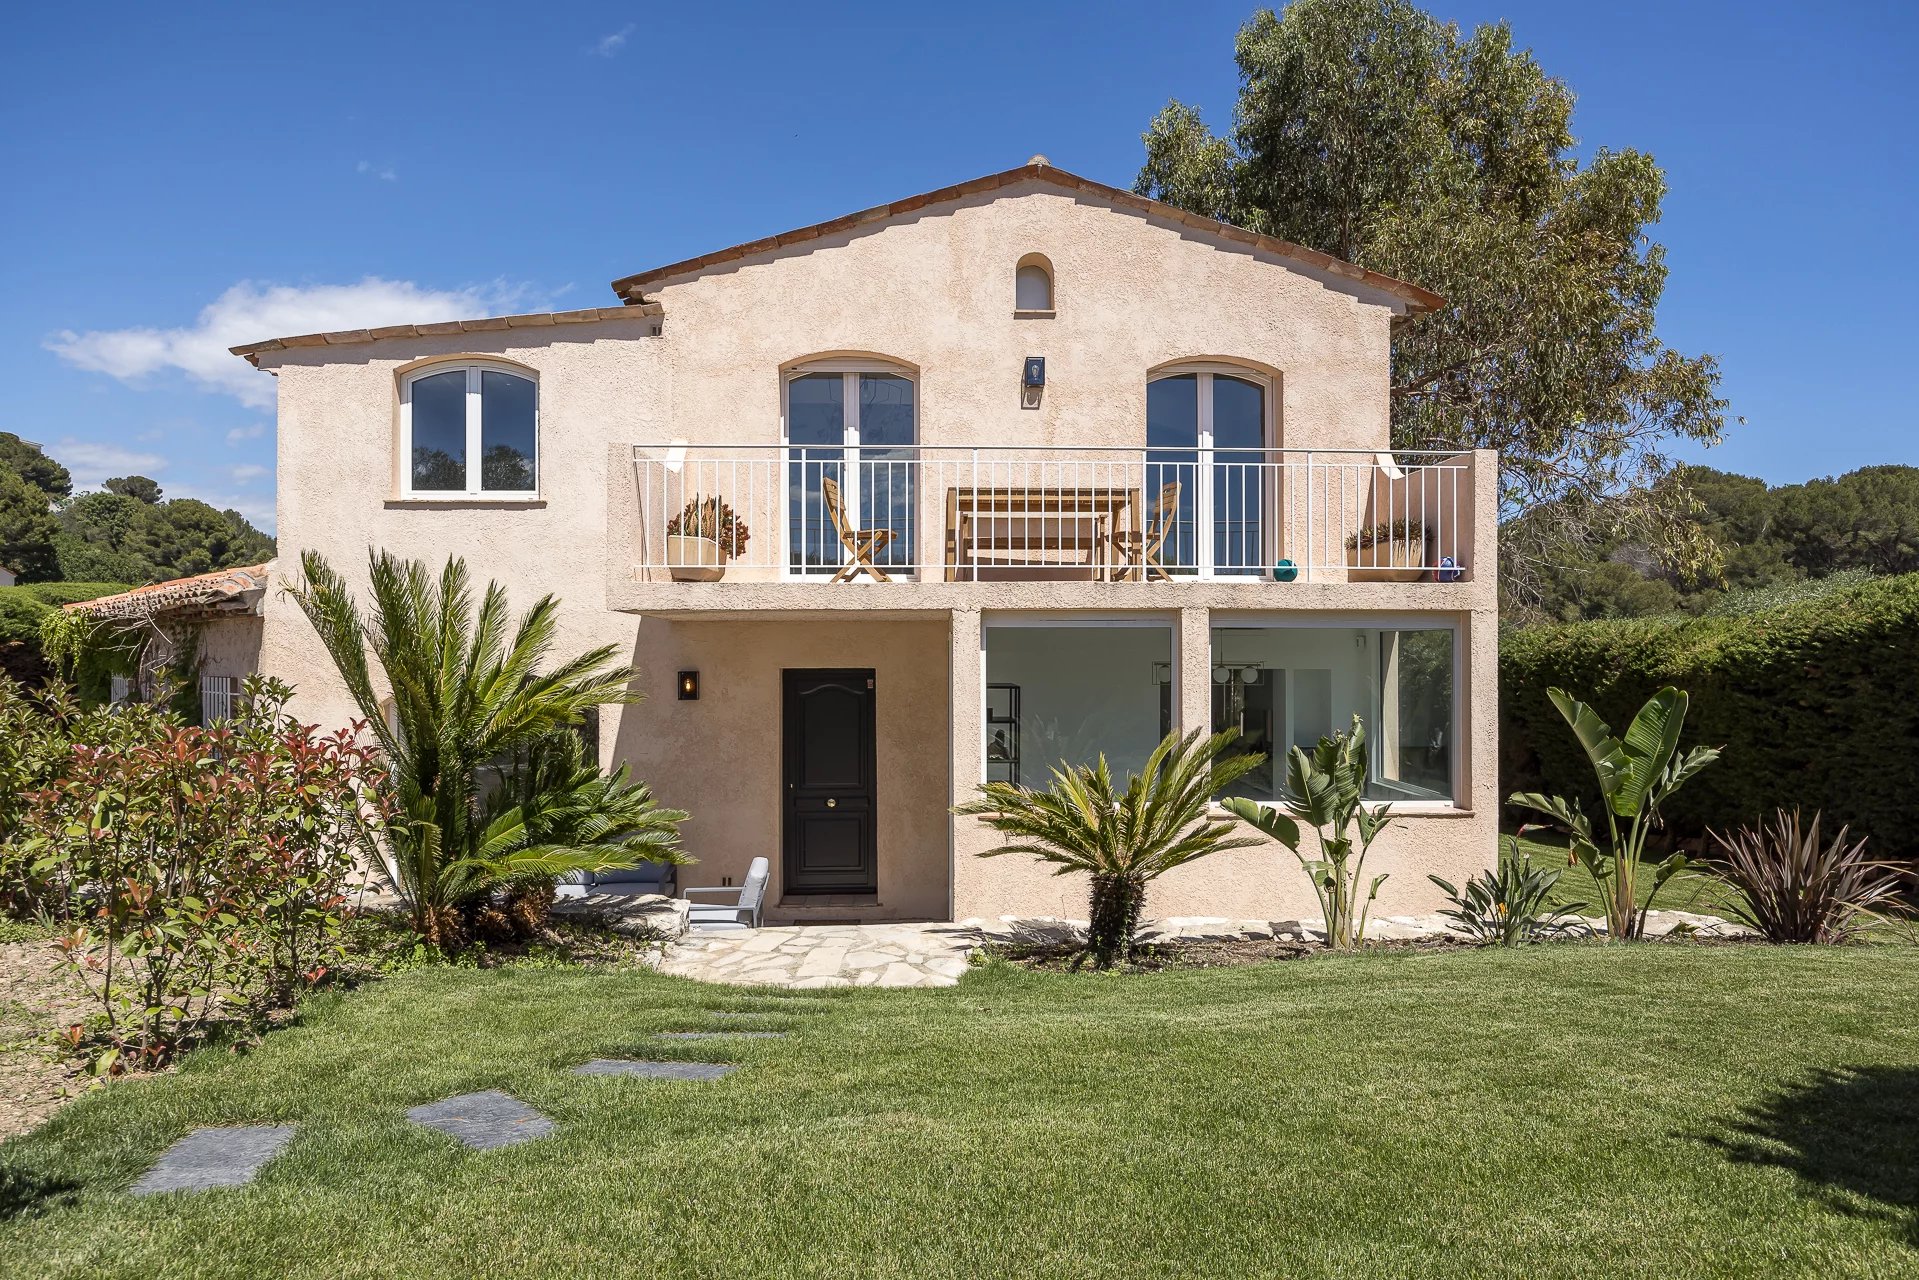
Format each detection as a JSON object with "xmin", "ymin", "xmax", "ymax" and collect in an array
[{"xmin": 944, "ymin": 485, "xmax": 1141, "ymax": 581}]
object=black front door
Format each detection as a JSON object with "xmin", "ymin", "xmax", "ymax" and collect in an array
[{"xmin": 782, "ymin": 669, "xmax": 878, "ymax": 895}]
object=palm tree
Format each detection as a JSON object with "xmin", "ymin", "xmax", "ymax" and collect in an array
[
  {"xmin": 955, "ymin": 728, "xmax": 1266, "ymax": 967},
  {"xmin": 288, "ymin": 550, "xmax": 687, "ymax": 947}
]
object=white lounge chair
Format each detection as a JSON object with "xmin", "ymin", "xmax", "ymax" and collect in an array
[{"xmin": 681, "ymin": 857, "xmax": 769, "ymax": 931}]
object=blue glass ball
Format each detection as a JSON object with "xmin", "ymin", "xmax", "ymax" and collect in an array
[{"xmin": 1271, "ymin": 559, "xmax": 1299, "ymax": 583}]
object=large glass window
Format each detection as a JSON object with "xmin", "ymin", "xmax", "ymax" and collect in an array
[
  {"xmin": 402, "ymin": 363, "xmax": 537, "ymax": 496},
  {"xmin": 1146, "ymin": 369, "xmax": 1267, "ymax": 576},
  {"xmin": 786, "ymin": 368, "xmax": 917, "ymax": 575},
  {"xmin": 1209, "ymin": 624, "xmax": 1455, "ymax": 803},
  {"xmin": 983, "ymin": 623, "xmax": 1174, "ymax": 787}
]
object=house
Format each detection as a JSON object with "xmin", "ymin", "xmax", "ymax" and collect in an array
[
  {"xmin": 232, "ymin": 159, "xmax": 1498, "ymax": 924},
  {"xmin": 62, "ymin": 563, "xmax": 269, "ymax": 723}
]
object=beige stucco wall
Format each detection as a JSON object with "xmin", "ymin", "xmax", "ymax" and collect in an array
[
  {"xmin": 252, "ymin": 176, "xmax": 1497, "ymax": 923},
  {"xmin": 612, "ymin": 617, "xmax": 950, "ymax": 921},
  {"xmin": 197, "ymin": 616, "xmax": 263, "ymax": 683}
]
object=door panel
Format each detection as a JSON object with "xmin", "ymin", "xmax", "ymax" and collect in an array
[{"xmin": 782, "ymin": 670, "xmax": 878, "ymax": 894}]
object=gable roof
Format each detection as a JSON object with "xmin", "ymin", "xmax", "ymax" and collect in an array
[
  {"xmin": 609, "ymin": 161, "xmax": 1444, "ymax": 314},
  {"xmin": 64, "ymin": 563, "xmax": 270, "ymax": 623}
]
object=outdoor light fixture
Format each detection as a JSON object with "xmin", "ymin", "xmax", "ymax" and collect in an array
[
  {"xmin": 677, "ymin": 670, "xmax": 700, "ymax": 701},
  {"xmin": 1023, "ymin": 356, "xmax": 1046, "ymax": 388}
]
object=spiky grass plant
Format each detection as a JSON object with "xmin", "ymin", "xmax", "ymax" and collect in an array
[
  {"xmin": 1430, "ymin": 835, "xmax": 1589, "ymax": 945},
  {"xmin": 1706, "ymin": 808, "xmax": 1904, "ymax": 944},
  {"xmin": 955, "ymin": 728, "xmax": 1266, "ymax": 968}
]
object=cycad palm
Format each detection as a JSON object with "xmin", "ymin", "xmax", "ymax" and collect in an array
[
  {"xmin": 955, "ymin": 728, "xmax": 1265, "ymax": 966},
  {"xmin": 289, "ymin": 550, "xmax": 686, "ymax": 946}
]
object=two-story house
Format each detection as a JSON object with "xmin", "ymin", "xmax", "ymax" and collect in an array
[{"xmin": 233, "ymin": 159, "xmax": 1498, "ymax": 925}]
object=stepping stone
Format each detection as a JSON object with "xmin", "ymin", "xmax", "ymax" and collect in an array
[
  {"xmin": 131, "ymin": 1125, "xmax": 295, "ymax": 1196},
  {"xmin": 573, "ymin": 1059, "xmax": 738, "ymax": 1081},
  {"xmin": 655, "ymin": 1030, "xmax": 788, "ymax": 1040},
  {"xmin": 406, "ymin": 1090, "xmax": 554, "ymax": 1151}
]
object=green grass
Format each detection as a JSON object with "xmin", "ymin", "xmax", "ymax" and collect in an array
[
  {"xmin": 4, "ymin": 947, "xmax": 1919, "ymax": 1278},
  {"xmin": 1508, "ymin": 830, "xmax": 1747, "ymax": 919}
]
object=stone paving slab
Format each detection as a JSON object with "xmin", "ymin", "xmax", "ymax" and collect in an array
[
  {"xmin": 573, "ymin": 1059, "xmax": 738, "ymax": 1081},
  {"xmin": 656, "ymin": 1030, "xmax": 788, "ymax": 1040},
  {"xmin": 131, "ymin": 1125, "xmax": 295, "ymax": 1196},
  {"xmin": 657, "ymin": 923, "xmax": 976, "ymax": 989},
  {"xmin": 406, "ymin": 1090, "xmax": 554, "ymax": 1151}
]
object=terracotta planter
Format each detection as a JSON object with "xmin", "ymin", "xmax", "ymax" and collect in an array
[
  {"xmin": 666, "ymin": 535, "xmax": 725, "ymax": 582},
  {"xmin": 1347, "ymin": 533, "xmax": 1427, "ymax": 583}
]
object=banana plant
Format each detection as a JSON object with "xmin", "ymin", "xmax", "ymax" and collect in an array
[
  {"xmin": 1222, "ymin": 716, "xmax": 1394, "ymax": 949},
  {"xmin": 1509, "ymin": 686, "xmax": 1719, "ymax": 940}
]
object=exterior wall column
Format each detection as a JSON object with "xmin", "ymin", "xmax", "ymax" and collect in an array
[
  {"xmin": 947, "ymin": 607, "xmax": 983, "ymax": 920},
  {"xmin": 1177, "ymin": 607, "xmax": 1211, "ymax": 740}
]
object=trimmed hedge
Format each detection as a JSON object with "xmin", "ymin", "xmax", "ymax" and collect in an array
[{"xmin": 1501, "ymin": 572, "xmax": 1919, "ymax": 859}]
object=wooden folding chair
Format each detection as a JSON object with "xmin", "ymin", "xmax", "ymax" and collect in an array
[
  {"xmin": 820, "ymin": 475, "xmax": 897, "ymax": 583},
  {"xmin": 1111, "ymin": 480, "xmax": 1182, "ymax": 582}
]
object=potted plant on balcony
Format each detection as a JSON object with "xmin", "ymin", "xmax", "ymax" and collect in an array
[
  {"xmin": 665, "ymin": 495, "xmax": 751, "ymax": 582},
  {"xmin": 1346, "ymin": 519, "xmax": 1429, "ymax": 582}
]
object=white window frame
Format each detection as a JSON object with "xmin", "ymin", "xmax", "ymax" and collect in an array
[
  {"xmin": 1147, "ymin": 364, "xmax": 1275, "ymax": 579},
  {"xmin": 399, "ymin": 361, "xmax": 540, "ymax": 499},
  {"xmin": 780, "ymin": 359, "xmax": 918, "ymax": 581},
  {"xmin": 1204, "ymin": 614, "xmax": 1463, "ymax": 811},
  {"xmin": 978, "ymin": 614, "xmax": 1181, "ymax": 783}
]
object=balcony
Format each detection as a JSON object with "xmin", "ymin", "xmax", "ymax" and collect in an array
[{"xmin": 623, "ymin": 445, "xmax": 1484, "ymax": 603}]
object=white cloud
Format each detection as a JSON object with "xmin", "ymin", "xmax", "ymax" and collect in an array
[
  {"xmin": 225, "ymin": 423, "xmax": 267, "ymax": 445},
  {"xmin": 228, "ymin": 464, "xmax": 269, "ymax": 483},
  {"xmin": 593, "ymin": 23, "xmax": 635, "ymax": 56},
  {"xmin": 55, "ymin": 438, "xmax": 168, "ymax": 488},
  {"xmin": 48, "ymin": 278, "xmax": 537, "ymax": 409},
  {"xmin": 357, "ymin": 159, "xmax": 399, "ymax": 183}
]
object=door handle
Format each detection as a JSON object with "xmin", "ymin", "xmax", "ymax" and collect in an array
[{"xmin": 826, "ymin": 798, "xmax": 837, "ymax": 808}]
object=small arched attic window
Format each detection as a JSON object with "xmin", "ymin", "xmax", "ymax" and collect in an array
[{"xmin": 1015, "ymin": 253, "xmax": 1055, "ymax": 314}]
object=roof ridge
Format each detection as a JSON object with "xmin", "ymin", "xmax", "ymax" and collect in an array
[{"xmin": 607, "ymin": 162, "xmax": 1443, "ymax": 313}]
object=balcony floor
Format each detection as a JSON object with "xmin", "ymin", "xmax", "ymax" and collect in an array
[{"xmin": 609, "ymin": 574, "xmax": 1492, "ymax": 619}]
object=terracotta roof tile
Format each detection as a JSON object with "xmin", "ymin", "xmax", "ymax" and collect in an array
[
  {"xmin": 229, "ymin": 304, "xmax": 664, "ymax": 366},
  {"xmin": 65, "ymin": 564, "xmax": 271, "ymax": 622}
]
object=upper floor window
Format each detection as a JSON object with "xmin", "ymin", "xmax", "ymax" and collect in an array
[
  {"xmin": 1014, "ymin": 254, "xmax": 1054, "ymax": 313},
  {"xmin": 401, "ymin": 362, "xmax": 538, "ymax": 497}
]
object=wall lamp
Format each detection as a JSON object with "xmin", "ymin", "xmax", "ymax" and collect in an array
[{"xmin": 677, "ymin": 670, "xmax": 700, "ymax": 701}]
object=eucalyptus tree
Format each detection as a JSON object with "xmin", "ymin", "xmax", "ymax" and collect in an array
[{"xmin": 1137, "ymin": 0, "xmax": 1729, "ymax": 609}]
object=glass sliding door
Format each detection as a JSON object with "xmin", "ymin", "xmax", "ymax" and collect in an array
[
  {"xmin": 785, "ymin": 368, "xmax": 918, "ymax": 576},
  {"xmin": 1146, "ymin": 370, "xmax": 1268, "ymax": 577}
]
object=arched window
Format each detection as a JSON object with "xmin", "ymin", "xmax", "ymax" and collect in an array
[
  {"xmin": 784, "ymin": 359, "xmax": 918, "ymax": 577},
  {"xmin": 1015, "ymin": 254, "xmax": 1054, "ymax": 313},
  {"xmin": 1146, "ymin": 366, "xmax": 1271, "ymax": 576},
  {"xmin": 400, "ymin": 361, "xmax": 538, "ymax": 497}
]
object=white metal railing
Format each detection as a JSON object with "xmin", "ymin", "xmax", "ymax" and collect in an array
[{"xmin": 630, "ymin": 445, "xmax": 1474, "ymax": 585}]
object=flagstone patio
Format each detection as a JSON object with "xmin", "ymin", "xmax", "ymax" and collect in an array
[{"xmin": 655, "ymin": 923, "xmax": 977, "ymax": 989}]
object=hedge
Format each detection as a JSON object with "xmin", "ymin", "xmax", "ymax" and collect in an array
[
  {"xmin": 1501, "ymin": 572, "xmax": 1919, "ymax": 860},
  {"xmin": 0, "ymin": 582, "xmax": 129, "ymax": 686}
]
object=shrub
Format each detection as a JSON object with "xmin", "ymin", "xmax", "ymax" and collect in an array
[
  {"xmin": 1705, "ymin": 808, "xmax": 1904, "ymax": 944},
  {"xmin": 1430, "ymin": 836, "xmax": 1588, "ymax": 945},
  {"xmin": 956, "ymin": 728, "xmax": 1265, "ymax": 968},
  {"xmin": 1223, "ymin": 716, "xmax": 1396, "ymax": 949},
  {"xmin": 1501, "ymin": 572, "xmax": 1919, "ymax": 862},
  {"xmin": 0, "ymin": 676, "xmax": 385, "ymax": 1067},
  {"xmin": 1510, "ymin": 686, "xmax": 1718, "ymax": 940},
  {"xmin": 0, "ymin": 583, "xmax": 129, "ymax": 687},
  {"xmin": 288, "ymin": 550, "xmax": 689, "ymax": 950}
]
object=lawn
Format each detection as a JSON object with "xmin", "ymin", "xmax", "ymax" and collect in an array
[{"xmin": 3, "ymin": 946, "xmax": 1918, "ymax": 1279}]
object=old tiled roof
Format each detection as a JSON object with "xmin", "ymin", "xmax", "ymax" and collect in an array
[
  {"xmin": 65, "ymin": 563, "xmax": 271, "ymax": 622},
  {"xmin": 229, "ymin": 302, "xmax": 664, "ymax": 366},
  {"xmin": 608, "ymin": 161, "xmax": 1446, "ymax": 314}
]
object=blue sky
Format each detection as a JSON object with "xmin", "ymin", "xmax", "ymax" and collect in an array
[{"xmin": 3, "ymin": 1, "xmax": 1913, "ymax": 531}]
